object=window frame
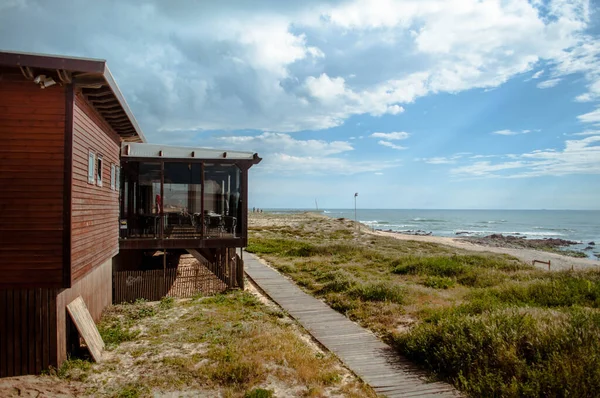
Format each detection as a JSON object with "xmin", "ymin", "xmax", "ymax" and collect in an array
[
  {"xmin": 88, "ymin": 150, "xmax": 96, "ymax": 185},
  {"xmin": 110, "ymin": 163, "xmax": 116, "ymax": 191},
  {"xmin": 96, "ymin": 154, "xmax": 103, "ymax": 187}
]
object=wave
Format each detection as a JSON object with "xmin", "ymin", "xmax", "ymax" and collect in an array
[
  {"xmin": 508, "ymin": 231, "xmax": 566, "ymax": 237},
  {"xmin": 454, "ymin": 230, "xmax": 567, "ymax": 237},
  {"xmin": 533, "ymin": 226, "xmax": 575, "ymax": 232},
  {"xmin": 411, "ymin": 218, "xmax": 446, "ymax": 222},
  {"xmin": 476, "ymin": 220, "xmax": 507, "ymax": 224}
]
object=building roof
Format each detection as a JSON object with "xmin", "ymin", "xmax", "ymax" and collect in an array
[
  {"xmin": 0, "ymin": 50, "xmax": 146, "ymax": 143},
  {"xmin": 121, "ymin": 142, "xmax": 262, "ymax": 163}
]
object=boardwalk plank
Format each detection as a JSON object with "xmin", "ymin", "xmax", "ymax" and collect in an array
[{"xmin": 244, "ymin": 253, "xmax": 458, "ymax": 397}]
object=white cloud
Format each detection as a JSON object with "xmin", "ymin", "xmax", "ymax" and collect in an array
[
  {"xmin": 378, "ymin": 140, "xmax": 407, "ymax": 150},
  {"xmin": 218, "ymin": 132, "xmax": 353, "ymax": 156},
  {"xmin": 451, "ymin": 135, "xmax": 600, "ymax": 178},
  {"xmin": 0, "ymin": 0, "xmax": 597, "ymax": 134},
  {"xmin": 578, "ymin": 108, "xmax": 600, "ymax": 123},
  {"xmin": 536, "ymin": 78, "xmax": 562, "ymax": 89},
  {"xmin": 213, "ymin": 132, "xmax": 401, "ymax": 176},
  {"xmin": 492, "ymin": 129, "xmax": 532, "ymax": 136},
  {"xmin": 572, "ymin": 130, "xmax": 600, "ymax": 136},
  {"xmin": 531, "ymin": 69, "xmax": 544, "ymax": 79},
  {"xmin": 267, "ymin": 154, "xmax": 400, "ymax": 175},
  {"xmin": 386, "ymin": 105, "xmax": 405, "ymax": 115},
  {"xmin": 423, "ymin": 157, "xmax": 457, "ymax": 164},
  {"xmin": 417, "ymin": 153, "xmax": 467, "ymax": 164},
  {"xmin": 370, "ymin": 131, "xmax": 410, "ymax": 140}
]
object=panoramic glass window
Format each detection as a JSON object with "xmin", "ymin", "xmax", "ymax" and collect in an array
[
  {"xmin": 203, "ymin": 164, "xmax": 242, "ymax": 237},
  {"xmin": 121, "ymin": 161, "xmax": 161, "ymax": 238},
  {"xmin": 162, "ymin": 162, "xmax": 202, "ymax": 236}
]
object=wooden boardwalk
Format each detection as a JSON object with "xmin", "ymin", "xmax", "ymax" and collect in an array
[{"xmin": 244, "ymin": 253, "xmax": 458, "ymax": 397}]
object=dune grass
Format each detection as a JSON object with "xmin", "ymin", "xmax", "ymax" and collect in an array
[
  {"xmin": 248, "ymin": 213, "xmax": 600, "ymax": 397},
  {"xmin": 58, "ymin": 290, "xmax": 373, "ymax": 397}
]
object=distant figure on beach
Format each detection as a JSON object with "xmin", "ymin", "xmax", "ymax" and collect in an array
[{"xmin": 252, "ymin": 207, "xmax": 256, "ymax": 213}]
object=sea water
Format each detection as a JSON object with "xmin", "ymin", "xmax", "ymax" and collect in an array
[{"xmin": 267, "ymin": 209, "xmax": 600, "ymax": 259}]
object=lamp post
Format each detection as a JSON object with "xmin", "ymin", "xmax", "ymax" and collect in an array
[{"xmin": 354, "ymin": 192, "xmax": 358, "ymax": 230}]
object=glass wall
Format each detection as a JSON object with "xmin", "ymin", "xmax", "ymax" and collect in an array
[
  {"xmin": 120, "ymin": 161, "xmax": 243, "ymax": 239},
  {"xmin": 203, "ymin": 164, "xmax": 242, "ymax": 237},
  {"xmin": 162, "ymin": 162, "xmax": 202, "ymax": 237},
  {"xmin": 121, "ymin": 162, "xmax": 161, "ymax": 238}
]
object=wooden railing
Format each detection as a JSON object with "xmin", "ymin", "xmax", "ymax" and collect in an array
[{"xmin": 113, "ymin": 253, "xmax": 244, "ymax": 303}]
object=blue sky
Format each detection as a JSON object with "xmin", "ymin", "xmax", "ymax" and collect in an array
[{"xmin": 1, "ymin": 0, "xmax": 599, "ymax": 209}]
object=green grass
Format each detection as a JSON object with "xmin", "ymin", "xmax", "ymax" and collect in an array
[
  {"xmin": 248, "ymin": 213, "xmax": 600, "ymax": 397},
  {"xmin": 56, "ymin": 358, "xmax": 92, "ymax": 381},
  {"xmin": 71, "ymin": 288, "xmax": 374, "ymax": 398},
  {"xmin": 244, "ymin": 388, "xmax": 274, "ymax": 398},
  {"xmin": 470, "ymin": 272, "xmax": 600, "ymax": 308},
  {"xmin": 422, "ymin": 276, "xmax": 456, "ymax": 289},
  {"xmin": 393, "ymin": 307, "xmax": 600, "ymax": 397}
]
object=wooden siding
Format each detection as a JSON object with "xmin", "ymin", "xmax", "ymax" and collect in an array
[
  {"xmin": 0, "ymin": 288, "xmax": 58, "ymax": 377},
  {"xmin": 71, "ymin": 92, "xmax": 120, "ymax": 284},
  {"xmin": 0, "ymin": 74, "xmax": 65, "ymax": 287},
  {"xmin": 55, "ymin": 257, "xmax": 112, "ymax": 365},
  {"xmin": 0, "ymin": 259, "xmax": 111, "ymax": 376}
]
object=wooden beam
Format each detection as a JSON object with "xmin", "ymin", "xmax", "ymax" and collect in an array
[
  {"xmin": 84, "ymin": 89, "xmax": 113, "ymax": 97},
  {"xmin": 93, "ymin": 102, "xmax": 120, "ymax": 110},
  {"xmin": 97, "ymin": 108, "xmax": 124, "ymax": 115},
  {"xmin": 90, "ymin": 97, "xmax": 120, "ymax": 105},
  {"xmin": 103, "ymin": 114, "xmax": 128, "ymax": 120},
  {"xmin": 63, "ymin": 83, "xmax": 74, "ymax": 288}
]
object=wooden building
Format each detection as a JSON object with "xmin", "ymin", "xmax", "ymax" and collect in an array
[
  {"xmin": 0, "ymin": 51, "xmax": 145, "ymax": 376},
  {"xmin": 113, "ymin": 143, "xmax": 261, "ymax": 302}
]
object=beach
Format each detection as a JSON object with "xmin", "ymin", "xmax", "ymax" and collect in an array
[
  {"xmin": 247, "ymin": 211, "xmax": 600, "ymax": 396},
  {"xmin": 250, "ymin": 211, "xmax": 599, "ymax": 271}
]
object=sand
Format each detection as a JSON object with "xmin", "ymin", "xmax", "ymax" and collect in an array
[
  {"xmin": 249, "ymin": 212, "xmax": 599, "ymax": 271},
  {"xmin": 373, "ymin": 230, "xmax": 599, "ymax": 271}
]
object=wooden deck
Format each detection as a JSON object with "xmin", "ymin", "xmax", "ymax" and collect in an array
[{"xmin": 244, "ymin": 253, "xmax": 459, "ymax": 398}]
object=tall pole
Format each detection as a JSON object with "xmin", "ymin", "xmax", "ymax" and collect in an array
[{"xmin": 354, "ymin": 192, "xmax": 358, "ymax": 231}]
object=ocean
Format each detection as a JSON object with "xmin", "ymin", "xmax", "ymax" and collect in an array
[{"xmin": 266, "ymin": 209, "xmax": 600, "ymax": 259}]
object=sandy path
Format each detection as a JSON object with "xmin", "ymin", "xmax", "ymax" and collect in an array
[{"xmin": 373, "ymin": 230, "xmax": 600, "ymax": 271}]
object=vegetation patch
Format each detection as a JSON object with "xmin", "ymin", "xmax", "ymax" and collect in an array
[
  {"xmin": 57, "ymin": 288, "xmax": 373, "ymax": 397},
  {"xmin": 393, "ymin": 307, "xmax": 600, "ymax": 397},
  {"xmin": 248, "ymin": 212, "xmax": 600, "ymax": 397}
]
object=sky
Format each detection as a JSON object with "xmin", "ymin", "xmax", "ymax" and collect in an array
[{"xmin": 1, "ymin": 0, "xmax": 599, "ymax": 210}]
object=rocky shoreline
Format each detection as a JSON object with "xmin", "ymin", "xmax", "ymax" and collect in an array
[
  {"xmin": 462, "ymin": 233, "xmax": 583, "ymax": 250},
  {"xmin": 374, "ymin": 228, "xmax": 598, "ymax": 259}
]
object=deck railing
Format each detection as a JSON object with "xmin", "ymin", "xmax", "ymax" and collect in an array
[{"xmin": 113, "ymin": 253, "xmax": 244, "ymax": 303}]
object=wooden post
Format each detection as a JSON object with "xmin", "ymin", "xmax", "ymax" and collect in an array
[
  {"xmin": 160, "ymin": 161, "xmax": 165, "ymax": 239},
  {"xmin": 163, "ymin": 250, "xmax": 167, "ymax": 297}
]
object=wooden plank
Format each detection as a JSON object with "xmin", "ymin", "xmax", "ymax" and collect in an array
[
  {"xmin": 34, "ymin": 289, "xmax": 42, "ymax": 374},
  {"xmin": 66, "ymin": 296, "xmax": 104, "ymax": 362},
  {"xmin": 0, "ymin": 290, "xmax": 7, "ymax": 377},
  {"xmin": 244, "ymin": 253, "xmax": 459, "ymax": 397},
  {"xmin": 27, "ymin": 290, "xmax": 36, "ymax": 374}
]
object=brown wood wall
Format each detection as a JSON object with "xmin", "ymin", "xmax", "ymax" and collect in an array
[
  {"xmin": 0, "ymin": 74, "xmax": 65, "ymax": 287},
  {"xmin": 0, "ymin": 258, "xmax": 112, "ymax": 376},
  {"xmin": 55, "ymin": 257, "xmax": 112, "ymax": 365},
  {"xmin": 71, "ymin": 92, "xmax": 120, "ymax": 283},
  {"xmin": 0, "ymin": 288, "xmax": 58, "ymax": 377}
]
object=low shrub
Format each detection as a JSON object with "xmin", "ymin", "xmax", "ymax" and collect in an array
[
  {"xmin": 422, "ymin": 276, "xmax": 455, "ymax": 289},
  {"xmin": 319, "ymin": 269, "xmax": 357, "ymax": 293},
  {"xmin": 473, "ymin": 273, "xmax": 600, "ymax": 308},
  {"xmin": 159, "ymin": 296, "xmax": 175, "ymax": 310},
  {"xmin": 244, "ymin": 388, "xmax": 274, "ymax": 398},
  {"xmin": 393, "ymin": 307, "xmax": 600, "ymax": 397},
  {"xmin": 98, "ymin": 321, "xmax": 139, "ymax": 347},
  {"xmin": 350, "ymin": 281, "xmax": 405, "ymax": 304},
  {"xmin": 56, "ymin": 358, "xmax": 92, "ymax": 381}
]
